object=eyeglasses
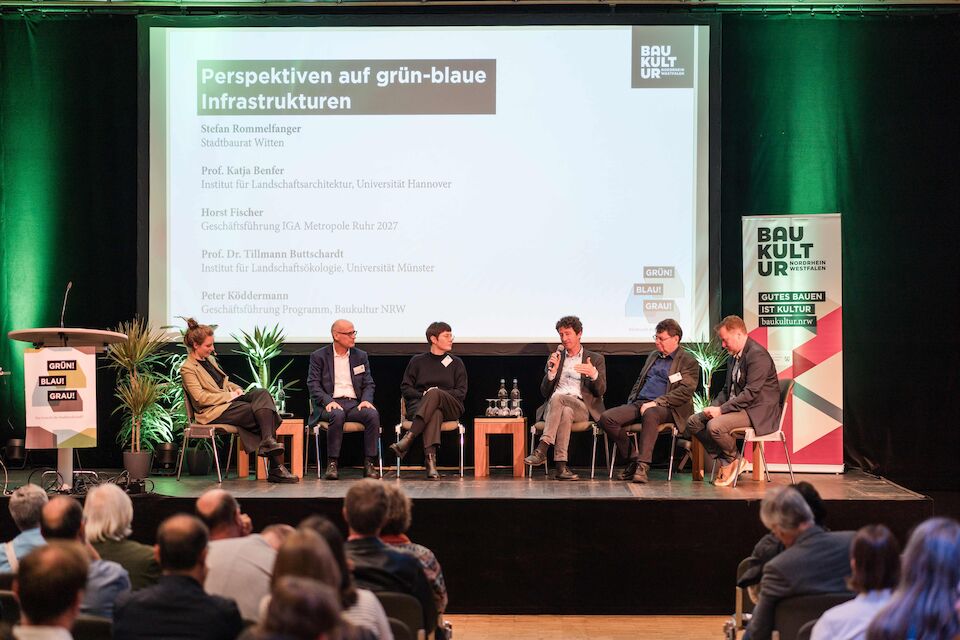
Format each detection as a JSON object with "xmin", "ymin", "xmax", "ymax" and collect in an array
[
  {"xmin": 336, "ymin": 331, "xmax": 358, "ymax": 337},
  {"xmin": 654, "ymin": 334, "xmax": 677, "ymax": 343}
]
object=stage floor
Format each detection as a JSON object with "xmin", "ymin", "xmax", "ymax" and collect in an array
[{"xmin": 151, "ymin": 467, "xmax": 925, "ymax": 502}]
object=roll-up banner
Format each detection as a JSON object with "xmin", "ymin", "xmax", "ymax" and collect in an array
[
  {"xmin": 742, "ymin": 214, "xmax": 843, "ymax": 472},
  {"xmin": 24, "ymin": 346, "xmax": 98, "ymax": 449}
]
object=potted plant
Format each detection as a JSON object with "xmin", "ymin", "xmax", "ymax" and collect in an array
[
  {"xmin": 231, "ymin": 324, "xmax": 298, "ymax": 409},
  {"xmin": 683, "ymin": 336, "xmax": 729, "ymax": 411},
  {"xmin": 106, "ymin": 317, "xmax": 169, "ymax": 479}
]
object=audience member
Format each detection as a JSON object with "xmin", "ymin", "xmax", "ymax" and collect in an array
[
  {"xmin": 261, "ymin": 529, "xmax": 376, "ymax": 640},
  {"xmin": 739, "ymin": 481, "xmax": 827, "ymax": 601},
  {"xmin": 83, "ymin": 483, "xmax": 160, "ymax": 590},
  {"xmin": 866, "ymin": 517, "xmax": 960, "ymax": 640},
  {"xmin": 0, "ymin": 485, "xmax": 48, "ymax": 574},
  {"xmin": 811, "ymin": 524, "xmax": 901, "ymax": 640},
  {"xmin": 300, "ymin": 515, "xmax": 393, "ymax": 640},
  {"xmin": 742, "ymin": 486, "xmax": 854, "ymax": 640},
  {"xmin": 113, "ymin": 514, "xmax": 243, "ymax": 640},
  {"xmin": 343, "ymin": 480, "xmax": 436, "ymax": 635},
  {"xmin": 195, "ymin": 489, "xmax": 275, "ymax": 622},
  {"xmin": 242, "ymin": 577, "xmax": 341, "ymax": 640},
  {"xmin": 381, "ymin": 483, "xmax": 448, "ymax": 614},
  {"xmin": 260, "ymin": 524, "xmax": 295, "ymax": 551},
  {"xmin": 12, "ymin": 541, "xmax": 88, "ymax": 640},
  {"xmin": 40, "ymin": 496, "xmax": 130, "ymax": 619}
]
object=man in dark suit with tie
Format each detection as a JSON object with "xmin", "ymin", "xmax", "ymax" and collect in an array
[
  {"xmin": 598, "ymin": 319, "xmax": 699, "ymax": 484},
  {"xmin": 307, "ymin": 319, "xmax": 381, "ymax": 480},
  {"xmin": 687, "ymin": 315, "xmax": 781, "ymax": 487}
]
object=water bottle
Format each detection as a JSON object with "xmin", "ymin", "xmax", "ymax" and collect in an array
[
  {"xmin": 276, "ymin": 379, "xmax": 287, "ymax": 414},
  {"xmin": 510, "ymin": 379, "xmax": 520, "ymax": 401},
  {"xmin": 497, "ymin": 379, "xmax": 508, "ymax": 400}
]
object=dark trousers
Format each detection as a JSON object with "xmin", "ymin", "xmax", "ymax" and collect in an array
[
  {"xmin": 318, "ymin": 397, "xmax": 380, "ymax": 458},
  {"xmin": 598, "ymin": 403, "xmax": 672, "ymax": 464},
  {"xmin": 686, "ymin": 409, "xmax": 752, "ymax": 464},
  {"xmin": 408, "ymin": 388, "xmax": 462, "ymax": 450},
  {"xmin": 216, "ymin": 388, "xmax": 280, "ymax": 454}
]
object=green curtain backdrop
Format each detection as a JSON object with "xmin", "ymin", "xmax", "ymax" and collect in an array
[{"xmin": 1, "ymin": 10, "xmax": 958, "ymax": 485}]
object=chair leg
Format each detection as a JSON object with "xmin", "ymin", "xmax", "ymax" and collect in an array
[
  {"xmin": 211, "ymin": 437, "xmax": 223, "ymax": 484},
  {"xmin": 378, "ymin": 428, "xmax": 384, "ymax": 478},
  {"xmin": 395, "ymin": 424, "xmax": 402, "ymax": 479},
  {"xmin": 732, "ymin": 438, "xmax": 748, "ymax": 488},
  {"xmin": 303, "ymin": 427, "xmax": 310, "ymax": 476},
  {"xmin": 606, "ymin": 433, "xmax": 615, "ymax": 479},
  {"xmin": 224, "ymin": 434, "xmax": 235, "ymax": 479},
  {"xmin": 757, "ymin": 443, "xmax": 771, "ymax": 482},
  {"xmin": 176, "ymin": 432, "xmax": 190, "ymax": 481},
  {"xmin": 459, "ymin": 425, "xmax": 465, "ymax": 478},
  {"xmin": 781, "ymin": 432, "xmax": 796, "ymax": 484},
  {"xmin": 590, "ymin": 426, "xmax": 598, "ymax": 480},
  {"xmin": 528, "ymin": 428, "xmax": 536, "ymax": 478},
  {"xmin": 668, "ymin": 429, "xmax": 677, "ymax": 481}
]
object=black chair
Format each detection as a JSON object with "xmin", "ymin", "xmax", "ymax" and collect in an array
[
  {"xmin": 0, "ymin": 591, "xmax": 19, "ymax": 625},
  {"xmin": 0, "ymin": 575, "xmax": 13, "ymax": 591},
  {"xmin": 734, "ymin": 557, "xmax": 757, "ymax": 629},
  {"xmin": 375, "ymin": 591, "xmax": 425, "ymax": 640},
  {"xmin": 796, "ymin": 619, "xmax": 817, "ymax": 640},
  {"xmin": 72, "ymin": 614, "xmax": 113, "ymax": 640},
  {"xmin": 773, "ymin": 592, "xmax": 853, "ymax": 640},
  {"xmin": 387, "ymin": 616, "xmax": 415, "ymax": 640}
]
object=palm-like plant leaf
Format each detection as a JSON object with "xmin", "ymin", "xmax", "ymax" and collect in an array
[
  {"xmin": 230, "ymin": 324, "xmax": 299, "ymax": 405},
  {"xmin": 683, "ymin": 336, "xmax": 729, "ymax": 409},
  {"xmin": 106, "ymin": 317, "xmax": 168, "ymax": 376}
]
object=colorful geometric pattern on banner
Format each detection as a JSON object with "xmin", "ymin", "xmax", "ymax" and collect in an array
[
  {"xmin": 742, "ymin": 214, "xmax": 843, "ymax": 472},
  {"xmin": 23, "ymin": 346, "xmax": 98, "ymax": 449}
]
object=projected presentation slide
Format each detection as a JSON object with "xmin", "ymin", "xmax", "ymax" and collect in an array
[{"xmin": 148, "ymin": 23, "xmax": 712, "ymax": 344}]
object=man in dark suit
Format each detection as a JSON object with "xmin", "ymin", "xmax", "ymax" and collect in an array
[
  {"xmin": 598, "ymin": 319, "xmax": 699, "ymax": 484},
  {"xmin": 113, "ymin": 514, "xmax": 243, "ymax": 640},
  {"xmin": 343, "ymin": 479, "xmax": 437, "ymax": 636},
  {"xmin": 687, "ymin": 315, "xmax": 781, "ymax": 487},
  {"xmin": 307, "ymin": 318, "xmax": 381, "ymax": 480},
  {"xmin": 743, "ymin": 485, "xmax": 854, "ymax": 640},
  {"xmin": 524, "ymin": 315, "xmax": 606, "ymax": 481}
]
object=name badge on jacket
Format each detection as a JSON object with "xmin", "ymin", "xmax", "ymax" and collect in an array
[
  {"xmin": 669, "ymin": 372, "xmax": 683, "ymax": 384},
  {"xmin": 441, "ymin": 355, "xmax": 453, "ymax": 367},
  {"xmin": 353, "ymin": 365, "xmax": 366, "ymax": 375}
]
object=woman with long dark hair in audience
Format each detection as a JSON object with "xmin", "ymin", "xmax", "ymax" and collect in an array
[
  {"xmin": 811, "ymin": 524, "xmax": 901, "ymax": 640},
  {"xmin": 866, "ymin": 517, "xmax": 960, "ymax": 640},
  {"xmin": 299, "ymin": 515, "xmax": 393, "ymax": 640},
  {"xmin": 180, "ymin": 318, "xmax": 297, "ymax": 483},
  {"xmin": 242, "ymin": 576, "xmax": 341, "ymax": 640}
]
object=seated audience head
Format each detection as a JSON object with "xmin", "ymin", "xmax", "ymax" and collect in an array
[
  {"xmin": 195, "ymin": 488, "xmax": 244, "ymax": 539},
  {"xmin": 271, "ymin": 528, "xmax": 341, "ymax": 592},
  {"xmin": 425, "ymin": 321, "xmax": 453, "ymax": 353},
  {"xmin": 343, "ymin": 479, "xmax": 388, "ymax": 537},
  {"xmin": 40, "ymin": 496, "xmax": 84, "ymax": 542},
  {"xmin": 299, "ymin": 515, "xmax": 358, "ymax": 609},
  {"xmin": 155, "ymin": 514, "xmax": 209, "ymax": 577},
  {"xmin": 759, "ymin": 485, "xmax": 814, "ymax": 547},
  {"xmin": 714, "ymin": 314, "xmax": 749, "ymax": 355},
  {"xmin": 848, "ymin": 524, "xmax": 901, "ymax": 594},
  {"xmin": 261, "ymin": 576, "xmax": 341, "ymax": 640},
  {"xmin": 794, "ymin": 481, "xmax": 827, "ymax": 527},
  {"xmin": 261, "ymin": 523, "xmax": 295, "ymax": 550},
  {"xmin": 15, "ymin": 542, "xmax": 88, "ymax": 628},
  {"xmin": 83, "ymin": 482, "xmax": 134, "ymax": 543},
  {"xmin": 9, "ymin": 484, "xmax": 48, "ymax": 533},
  {"xmin": 183, "ymin": 317, "xmax": 215, "ymax": 357},
  {"xmin": 381, "ymin": 482, "xmax": 413, "ymax": 537},
  {"xmin": 867, "ymin": 517, "xmax": 960, "ymax": 640}
]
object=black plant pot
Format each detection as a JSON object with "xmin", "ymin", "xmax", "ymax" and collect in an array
[
  {"xmin": 186, "ymin": 444, "xmax": 213, "ymax": 476},
  {"xmin": 154, "ymin": 442, "xmax": 179, "ymax": 475}
]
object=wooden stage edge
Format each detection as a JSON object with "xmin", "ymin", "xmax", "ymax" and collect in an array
[{"xmin": 0, "ymin": 469, "xmax": 932, "ymax": 615}]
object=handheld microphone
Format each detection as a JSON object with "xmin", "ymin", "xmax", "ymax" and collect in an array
[
  {"xmin": 548, "ymin": 344, "xmax": 563, "ymax": 370},
  {"xmin": 59, "ymin": 281, "xmax": 73, "ymax": 329}
]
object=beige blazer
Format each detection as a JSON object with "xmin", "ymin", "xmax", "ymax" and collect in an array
[{"xmin": 180, "ymin": 354, "xmax": 243, "ymax": 425}]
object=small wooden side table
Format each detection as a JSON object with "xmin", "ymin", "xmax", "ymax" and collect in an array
[
  {"xmin": 237, "ymin": 418, "xmax": 304, "ymax": 480},
  {"xmin": 474, "ymin": 417, "xmax": 527, "ymax": 478}
]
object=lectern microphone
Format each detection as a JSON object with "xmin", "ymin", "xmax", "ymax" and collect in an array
[{"xmin": 59, "ymin": 281, "xmax": 73, "ymax": 329}]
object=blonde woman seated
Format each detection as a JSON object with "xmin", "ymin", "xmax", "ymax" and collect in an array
[{"xmin": 180, "ymin": 318, "xmax": 297, "ymax": 483}]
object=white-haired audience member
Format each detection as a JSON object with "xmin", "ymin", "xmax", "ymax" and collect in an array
[
  {"xmin": 13, "ymin": 542, "xmax": 89, "ymax": 640},
  {"xmin": 40, "ymin": 496, "xmax": 131, "ymax": 619},
  {"xmin": 742, "ymin": 485, "xmax": 855, "ymax": 640},
  {"xmin": 0, "ymin": 484, "xmax": 48, "ymax": 573},
  {"xmin": 84, "ymin": 483, "xmax": 160, "ymax": 590},
  {"xmin": 811, "ymin": 524, "xmax": 901, "ymax": 640},
  {"xmin": 866, "ymin": 517, "xmax": 960, "ymax": 640},
  {"xmin": 196, "ymin": 489, "xmax": 278, "ymax": 622}
]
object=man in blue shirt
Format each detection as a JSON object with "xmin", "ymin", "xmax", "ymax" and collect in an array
[
  {"xmin": 0, "ymin": 484, "xmax": 48, "ymax": 573},
  {"xmin": 598, "ymin": 319, "xmax": 699, "ymax": 483}
]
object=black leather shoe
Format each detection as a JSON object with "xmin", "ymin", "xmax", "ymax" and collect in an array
[
  {"xmin": 389, "ymin": 433, "xmax": 415, "ymax": 460},
  {"xmin": 632, "ymin": 462, "xmax": 650, "ymax": 484},
  {"xmin": 425, "ymin": 453, "xmax": 442, "ymax": 480},
  {"xmin": 257, "ymin": 438, "xmax": 283, "ymax": 457},
  {"xmin": 324, "ymin": 460, "xmax": 339, "ymax": 480},
  {"xmin": 364, "ymin": 459, "xmax": 380, "ymax": 479},
  {"xmin": 524, "ymin": 441, "xmax": 550, "ymax": 466},
  {"xmin": 618, "ymin": 459, "xmax": 640, "ymax": 481},
  {"xmin": 268, "ymin": 464, "xmax": 299, "ymax": 484},
  {"xmin": 555, "ymin": 462, "xmax": 579, "ymax": 481}
]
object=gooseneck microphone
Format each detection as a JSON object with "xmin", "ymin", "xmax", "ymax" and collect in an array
[{"xmin": 59, "ymin": 281, "xmax": 73, "ymax": 329}]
